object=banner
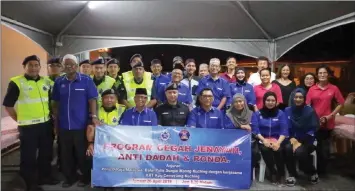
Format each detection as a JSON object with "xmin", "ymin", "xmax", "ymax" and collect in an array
[{"xmin": 92, "ymin": 125, "xmax": 251, "ymax": 189}]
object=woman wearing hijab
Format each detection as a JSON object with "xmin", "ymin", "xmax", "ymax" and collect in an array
[
  {"xmin": 251, "ymin": 91, "xmax": 288, "ymax": 185},
  {"xmin": 229, "ymin": 67, "xmax": 257, "ymax": 111},
  {"xmin": 284, "ymin": 88, "xmax": 319, "ymax": 186},
  {"xmin": 225, "ymin": 93, "xmax": 261, "ymax": 181},
  {"xmin": 297, "ymin": 73, "xmax": 317, "ymax": 95}
]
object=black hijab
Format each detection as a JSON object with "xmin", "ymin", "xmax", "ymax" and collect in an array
[
  {"xmin": 260, "ymin": 91, "xmax": 279, "ymax": 118},
  {"xmin": 289, "ymin": 88, "xmax": 319, "ymax": 129}
]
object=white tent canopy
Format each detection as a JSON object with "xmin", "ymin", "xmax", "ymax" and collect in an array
[{"xmin": 1, "ymin": 1, "xmax": 355, "ymax": 61}]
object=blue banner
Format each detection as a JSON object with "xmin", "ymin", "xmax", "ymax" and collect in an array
[{"xmin": 92, "ymin": 125, "xmax": 251, "ymax": 189}]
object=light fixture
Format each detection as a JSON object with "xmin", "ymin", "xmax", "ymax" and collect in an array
[{"xmin": 88, "ymin": 1, "xmax": 107, "ymax": 10}]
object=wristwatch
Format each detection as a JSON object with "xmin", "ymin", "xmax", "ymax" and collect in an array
[{"xmin": 91, "ymin": 114, "xmax": 97, "ymax": 118}]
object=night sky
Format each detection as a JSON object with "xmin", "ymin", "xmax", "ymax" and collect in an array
[{"xmin": 110, "ymin": 23, "xmax": 354, "ymax": 73}]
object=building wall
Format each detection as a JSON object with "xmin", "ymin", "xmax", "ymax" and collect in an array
[{"xmin": 1, "ymin": 24, "xmax": 48, "ymax": 117}]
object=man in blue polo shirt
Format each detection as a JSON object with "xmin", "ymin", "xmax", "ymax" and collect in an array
[
  {"xmin": 157, "ymin": 64, "xmax": 192, "ymax": 106},
  {"xmin": 187, "ymin": 88, "xmax": 225, "ymax": 129},
  {"xmin": 195, "ymin": 58, "xmax": 231, "ymax": 111},
  {"xmin": 119, "ymin": 88, "xmax": 158, "ymax": 126},
  {"xmin": 51, "ymin": 54, "xmax": 99, "ymax": 188},
  {"xmin": 151, "ymin": 59, "xmax": 170, "ymax": 99}
]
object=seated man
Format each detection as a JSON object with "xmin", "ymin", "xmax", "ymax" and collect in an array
[{"xmin": 86, "ymin": 89, "xmax": 126, "ymax": 191}]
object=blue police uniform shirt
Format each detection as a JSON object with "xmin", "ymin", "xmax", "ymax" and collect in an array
[
  {"xmin": 157, "ymin": 82, "xmax": 192, "ymax": 104},
  {"xmin": 195, "ymin": 76, "xmax": 231, "ymax": 108},
  {"xmin": 229, "ymin": 81, "xmax": 256, "ymax": 106},
  {"xmin": 284, "ymin": 106, "xmax": 317, "ymax": 144},
  {"xmin": 152, "ymin": 74, "xmax": 170, "ymax": 98},
  {"xmin": 250, "ymin": 110, "xmax": 289, "ymax": 139},
  {"xmin": 52, "ymin": 73, "xmax": 98, "ymax": 130},
  {"xmin": 187, "ymin": 106, "xmax": 225, "ymax": 129},
  {"xmin": 119, "ymin": 107, "xmax": 158, "ymax": 126}
]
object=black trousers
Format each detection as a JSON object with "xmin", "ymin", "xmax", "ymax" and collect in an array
[
  {"xmin": 316, "ymin": 129, "xmax": 332, "ymax": 175},
  {"xmin": 19, "ymin": 121, "xmax": 54, "ymax": 186},
  {"xmin": 258, "ymin": 143, "xmax": 285, "ymax": 177},
  {"xmin": 284, "ymin": 142, "xmax": 317, "ymax": 177},
  {"xmin": 252, "ymin": 140, "xmax": 261, "ymax": 168},
  {"xmin": 59, "ymin": 128, "xmax": 89, "ymax": 182}
]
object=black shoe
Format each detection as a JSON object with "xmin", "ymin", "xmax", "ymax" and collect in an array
[
  {"xmin": 38, "ymin": 177, "xmax": 60, "ymax": 185},
  {"xmin": 286, "ymin": 177, "xmax": 296, "ymax": 187},
  {"xmin": 310, "ymin": 174, "xmax": 319, "ymax": 184},
  {"xmin": 62, "ymin": 180, "xmax": 75, "ymax": 188},
  {"xmin": 77, "ymin": 180, "xmax": 89, "ymax": 187}
]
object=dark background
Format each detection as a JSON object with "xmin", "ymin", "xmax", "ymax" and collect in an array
[{"xmin": 108, "ymin": 23, "xmax": 354, "ymax": 73}]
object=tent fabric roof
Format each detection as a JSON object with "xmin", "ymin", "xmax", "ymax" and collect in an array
[{"xmin": 1, "ymin": 1, "xmax": 355, "ymax": 60}]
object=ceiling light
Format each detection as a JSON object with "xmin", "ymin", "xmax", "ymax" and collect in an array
[{"xmin": 88, "ymin": 1, "xmax": 107, "ymax": 10}]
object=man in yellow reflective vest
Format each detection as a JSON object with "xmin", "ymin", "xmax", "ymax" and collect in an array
[
  {"xmin": 86, "ymin": 88, "xmax": 125, "ymax": 155},
  {"xmin": 2, "ymin": 55, "xmax": 59, "ymax": 191},
  {"xmin": 122, "ymin": 53, "xmax": 152, "ymax": 83},
  {"xmin": 91, "ymin": 58, "xmax": 116, "ymax": 107},
  {"xmin": 118, "ymin": 61, "xmax": 156, "ymax": 108},
  {"xmin": 106, "ymin": 58, "xmax": 123, "ymax": 89}
]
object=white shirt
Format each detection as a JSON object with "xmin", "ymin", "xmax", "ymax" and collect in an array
[{"xmin": 248, "ymin": 72, "xmax": 276, "ymax": 87}]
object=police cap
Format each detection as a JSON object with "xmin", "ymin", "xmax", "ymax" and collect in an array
[
  {"xmin": 165, "ymin": 83, "xmax": 178, "ymax": 91},
  {"xmin": 135, "ymin": 88, "xmax": 147, "ymax": 96}
]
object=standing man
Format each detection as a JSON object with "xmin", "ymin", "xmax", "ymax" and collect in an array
[
  {"xmin": 119, "ymin": 88, "xmax": 158, "ymax": 126},
  {"xmin": 119, "ymin": 61, "xmax": 155, "ymax": 108},
  {"xmin": 122, "ymin": 54, "xmax": 152, "ymax": 82},
  {"xmin": 47, "ymin": 57, "xmax": 63, "ymax": 84},
  {"xmin": 91, "ymin": 58, "xmax": 116, "ymax": 107},
  {"xmin": 157, "ymin": 65, "xmax": 192, "ymax": 106},
  {"xmin": 52, "ymin": 54, "xmax": 99, "ymax": 188},
  {"xmin": 150, "ymin": 59, "xmax": 170, "ymax": 99},
  {"xmin": 195, "ymin": 58, "xmax": 231, "ymax": 111},
  {"xmin": 3, "ymin": 55, "xmax": 59, "ymax": 191},
  {"xmin": 181, "ymin": 58, "xmax": 200, "ymax": 107},
  {"xmin": 198, "ymin": 63, "xmax": 209, "ymax": 78},
  {"xmin": 79, "ymin": 59, "xmax": 92, "ymax": 76},
  {"xmin": 167, "ymin": 56, "xmax": 184, "ymax": 79},
  {"xmin": 220, "ymin": 57, "xmax": 237, "ymax": 83},
  {"xmin": 247, "ymin": 56, "xmax": 276, "ymax": 86},
  {"xmin": 106, "ymin": 58, "xmax": 123, "ymax": 89},
  {"xmin": 155, "ymin": 83, "xmax": 190, "ymax": 126},
  {"xmin": 187, "ymin": 88, "xmax": 225, "ymax": 129}
]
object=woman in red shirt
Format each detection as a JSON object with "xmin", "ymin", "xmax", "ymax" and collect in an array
[
  {"xmin": 254, "ymin": 68, "xmax": 283, "ymax": 109},
  {"xmin": 306, "ymin": 65, "xmax": 345, "ymax": 176}
]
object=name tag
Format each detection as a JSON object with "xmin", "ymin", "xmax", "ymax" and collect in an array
[
  {"xmin": 162, "ymin": 112, "xmax": 169, "ymax": 115},
  {"xmin": 75, "ymin": 89, "xmax": 85, "ymax": 91},
  {"xmin": 143, "ymin": 120, "xmax": 151, "ymax": 123},
  {"xmin": 179, "ymin": 93, "xmax": 186, "ymax": 95},
  {"xmin": 179, "ymin": 112, "xmax": 185, "ymax": 114},
  {"xmin": 217, "ymin": 88, "xmax": 222, "ymax": 90},
  {"xmin": 210, "ymin": 117, "xmax": 218, "ymax": 119},
  {"xmin": 159, "ymin": 83, "xmax": 166, "ymax": 85},
  {"xmin": 272, "ymin": 119, "xmax": 279, "ymax": 121},
  {"xmin": 245, "ymin": 90, "xmax": 250, "ymax": 93}
]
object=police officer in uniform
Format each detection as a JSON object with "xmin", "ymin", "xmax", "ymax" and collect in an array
[
  {"xmin": 106, "ymin": 58, "xmax": 123, "ymax": 89},
  {"xmin": 3, "ymin": 55, "xmax": 59, "ymax": 191},
  {"xmin": 119, "ymin": 61, "xmax": 155, "ymax": 108},
  {"xmin": 79, "ymin": 59, "xmax": 92, "ymax": 76},
  {"xmin": 155, "ymin": 83, "xmax": 190, "ymax": 126},
  {"xmin": 91, "ymin": 58, "xmax": 116, "ymax": 107},
  {"xmin": 122, "ymin": 54, "xmax": 152, "ymax": 82},
  {"xmin": 47, "ymin": 57, "xmax": 63, "ymax": 84}
]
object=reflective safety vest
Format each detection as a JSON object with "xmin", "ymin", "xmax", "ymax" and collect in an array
[
  {"xmin": 98, "ymin": 103, "xmax": 126, "ymax": 126},
  {"xmin": 91, "ymin": 75, "xmax": 116, "ymax": 107},
  {"xmin": 122, "ymin": 71, "xmax": 152, "ymax": 82},
  {"xmin": 11, "ymin": 75, "xmax": 51, "ymax": 126},
  {"xmin": 123, "ymin": 77, "xmax": 153, "ymax": 107}
]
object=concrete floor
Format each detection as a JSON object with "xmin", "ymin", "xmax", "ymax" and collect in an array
[{"xmin": 2, "ymin": 149, "xmax": 355, "ymax": 191}]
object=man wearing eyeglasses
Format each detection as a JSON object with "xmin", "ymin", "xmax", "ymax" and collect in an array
[{"xmin": 187, "ymin": 88, "xmax": 225, "ymax": 129}]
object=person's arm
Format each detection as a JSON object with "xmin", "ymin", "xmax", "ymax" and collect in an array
[
  {"xmin": 87, "ymin": 79, "xmax": 99, "ymax": 123},
  {"xmin": 3, "ymin": 81, "xmax": 20, "ymax": 121},
  {"xmin": 146, "ymin": 86, "xmax": 157, "ymax": 108},
  {"xmin": 119, "ymin": 110, "xmax": 129, "ymax": 125},
  {"xmin": 186, "ymin": 110, "xmax": 197, "ymax": 127},
  {"xmin": 151, "ymin": 110, "xmax": 158, "ymax": 126},
  {"xmin": 223, "ymin": 114, "xmax": 235, "ymax": 129},
  {"xmin": 277, "ymin": 111, "xmax": 288, "ymax": 145},
  {"xmin": 327, "ymin": 86, "xmax": 345, "ymax": 119},
  {"xmin": 87, "ymin": 124, "xmax": 95, "ymax": 143},
  {"xmin": 275, "ymin": 85, "xmax": 284, "ymax": 104}
]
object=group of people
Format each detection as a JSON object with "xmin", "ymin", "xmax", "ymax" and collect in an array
[{"xmin": 2, "ymin": 53, "xmax": 345, "ymax": 191}]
